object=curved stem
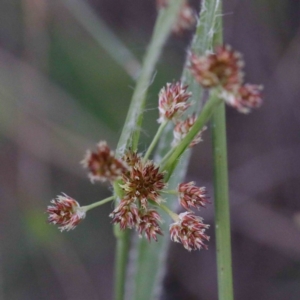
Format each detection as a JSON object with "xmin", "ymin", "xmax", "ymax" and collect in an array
[
  {"xmin": 144, "ymin": 121, "xmax": 168, "ymax": 162},
  {"xmin": 82, "ymin": 195, "xmax": 115, "ymax": 212}
]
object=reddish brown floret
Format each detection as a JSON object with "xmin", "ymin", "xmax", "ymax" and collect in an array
[
  {"xmin": 120, "ymin": 160, "xmax": 166, "ymax": 209},
  {"xmin": 82, "ymin": 141, "xmax": 127, "ymax": 183},
  {"xmin": 137, "ymin": 209, "xmax": 163, "ymax": 241},
  {"xmin": 110, "ymin": 198, "xmax": 140, "ymax": 230},
  {"xmin": 158, "ymin": 82, "xmax": 192, "ymax": 123},
  {"xmin": 47, "ymin": 194, "xmax": 86, "ymax": 232},
  {"xmin": 178, "ymin": 182, "xmax": 210, "ymax": 210},
  {"xmin": 172, "ymin": 115, "xmax": 206, "ymax": 148},
  {"xmin": 156, "ymin": 0, "xmax": 196, "ymax": 35},
  {"xmin": 170, "ymin": 212, "xmax": 209, "ymax": 251},
  {"xmin": 189, "ymin": 45, "xmax": 244, "ymax": 91}
]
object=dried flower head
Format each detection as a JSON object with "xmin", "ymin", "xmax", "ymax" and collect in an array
[
  {"xmin": 169, "ymin": 212, "xmax": 209, "ymax": 251},
  {"xmin": 158, "ymin": 82, "xmax": 192, "ymax": 123},
  {"xmin": 178, "ymin": 182, "xmax": 209, "ymax": 210},
  {"xmin": 110, "ymin": 198, "xmax": 140, "ymax": 230},
  {"xmin": 137, "ymin": 209, "xmax": 163, "ymax": 241},
  {"xmin": 120, "ymin": 159, "xmax": 166, "ymax": 209},
  {"xmin": 220, "ymin": 83, "xmax": 263, "ymax": 113},
  {"xmin": 122, "ymin": 150, "xmax": 140, "ymax": 168},
  {"xmin": 172, "ymin": 115, "xmax": 206, "ymax": 148},
  {"xmin": 156, "ymin": 0, "xmax": 196, "ymax": 35},
  {"xmin": 172, "ymin": 3, "xmax": 196, "ymax": 35},
  {"xmin": 189, "ymin": 45, "xmax": 244, "ymax": 91},
  {"xmin": 82, "ymin": 141, "xmax": 127, "ymax": 183},
  {"xmin": 47, "ymin": 194, "xmax": 86, "ymax": 231}
]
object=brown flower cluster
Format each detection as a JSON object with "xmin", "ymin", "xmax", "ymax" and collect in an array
[
  {"xmin": 158, "ymin": 82, "xmax": 192, "ymax": 123},
  {"xmin": 170, "ymin": 212, "xmax": 210, "ymax": 251},
  {"xmin": 156, "ymin": 0, "xmax": 196, "ymax": 35},
  {"xmin": 47, "ymin": 194, "xmax": 86, "ymax": 232},
  {"xmin": 110, "ymin": 153, "xmax": 166, "ymax": 241},
  {"xmin": 81, "ymin": 141, "xmax": 127, "ymax": 183},
  {"xmin": 189, "ymin": 45, "xmax": 263, "ymax": 113}
]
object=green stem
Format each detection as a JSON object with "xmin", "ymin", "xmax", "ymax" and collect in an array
[
  {"xmin": 82, "ymin": 196, "xmax": 115, "ymax": 212},
  {"xmin": 212, "ymin": 2, "xmax": 234, "ymax": 300},
  {"xmin": 159, "ymin": 147, "xmax": 174, "ymax": 166},
  {"xmin": 143, "ymin": 121, "xmax": 168, "ymax": 162},
  {"xmin": 116, "ymin": 0, "xmax": 184, "ymax": 155},
  {"xmin": 157, "ymin": 203, "xmax": 179, "ymax": 222},
  {"xmin": 114, "ymin": 228, "xmax": 130, "ymax": 300},
  {"xmin": 162, "ymin": 93, "xmax": 222, "ymax": 178}
]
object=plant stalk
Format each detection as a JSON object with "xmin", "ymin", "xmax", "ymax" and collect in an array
[
  {"xmin": 82, "ymin": 195, "xmax": 115, "ymax": 212},
  {"xmin": 211, "ymin": 1, "xmax": 234, "ymax": 299}
]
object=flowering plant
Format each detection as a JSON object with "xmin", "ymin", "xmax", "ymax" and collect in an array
[{"xmin": 46, "ymin": 0, "xmax": 263, "ymax": 299}]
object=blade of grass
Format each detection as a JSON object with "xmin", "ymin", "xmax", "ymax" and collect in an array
[
  {"xmin": 211, "ymin": 2, "xmax": 234, "ymax": 299},
  {"xmin": 62, "ymin": 0, "xmax": 141, "ymax": 80}
]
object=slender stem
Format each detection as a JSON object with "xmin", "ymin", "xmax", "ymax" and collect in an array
[
  {"xmin": 212, "ymin": 2, "xmax": 234, "ymax": 300},
  {"xmin": 62, "ymin": 0, "xmax": 141, "ymax": 80},
  {"xmin": 114, "ymin": 228, "xmax": 130, "ymax": 300},
  {"xmin": 82, "ymin": 195, "xmax": 115, "ymax": 212},
  {"xmin": 158, "ymin": 203, "xmax": 179, "ymax": 222},
  {"xmin": 143, "ymin": 121, "xmax": 168, "ymax": 162},
  {"xmin": 161, "ymin": 189, "xmax": 178, "ymax": 195},
  {"xmin": 116, "ymin": 0, "xmax": 184, "ymax": 155},
  {"xmin": 162, "ymin": 94, "xmax": 222, "ymax": 178},
  {"xmin": 159, "ymin": 147, "xmax": 174, "ymax": 166}
]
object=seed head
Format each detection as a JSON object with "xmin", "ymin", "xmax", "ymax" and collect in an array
[
  {"xmin": 189, "ymin": 45, "xmax": 244, "ymax": 91},
  {"xmin": 172, "ymin": 3, "xmax": 196, "ymax": 35},
  {"xmin": 169, "ymin": 212, "xmax": 209, "ymax": 251},
  {"xmin": 109, "ymin": 198, "xmax": 140, "ymax": 230},
  {"xmin": 120, "ymin": 160, "xmax": 166, "ymax": 209},
  {"xmin": 156, "ymin": 0, "xmax": 196, "ymax": 35},
  {"xmin": 47, "ymin": 194, "xmax": 86, "ymax": 231},
  {"xmin": 82, "ymin": 141, "xmax": 127, "ymax": 183},
  {"xmin": 137, "ymin": 209, "xmax": 163, "ymax": 241},
  {"xmin": 172, "ymin": 115, "xmax": 206, "ymax": 148},
  {"xmin": 158, "ymin": 82, "xmax": 192, "ymax": 123},
  {"xmin": 178, "ymin": 182, "xmax": 209, "ymax": 210}
]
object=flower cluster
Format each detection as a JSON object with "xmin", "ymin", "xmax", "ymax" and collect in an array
[
  {"xmin": 158, "ymin": 81, "xmax": 192, "ymax": 123},
  {"xmin": 189, "ymin": 45, "xmax": 263, "ymax": 113},
  {"xmin": 81, "ymin": 141, "xmax": 127, "ymax": 183},
  {"xmin": 47, "ymin": 45, "xmax": 262, "ymax": 250},
  {"xmin": 47, "ymin": 194, "xmax": 86, "ymax": 232},
  {"xmin": 156, "ymin": 0, "xmax": 196, "ymax": 35},
  {"xmin": 170, "ymin": 212, "xmax": 210, "ymax": 251},
  {"xmin": 47, "ymin": 137, "xmax": 210, "ymax": 250}
]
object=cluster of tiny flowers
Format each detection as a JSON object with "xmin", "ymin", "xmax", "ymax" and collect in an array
[
  {"xmin": 156, "ymin": 0, "xmax": 196, "ymax": 35},
  {"xmin": 178, "ymin": 182, "xmax": 209, "ymax": 211},
  {"xmin": 110, "ymin": 152, "xmax": 166, "ymax": 241},
  {"xmin": 47, "ymin": 194, "xmax": 86, "ymax": 232},
  {"xmin": 170, "ymin": 212, "xmax": 209, "ymax": 251},
  {"xmin": 158, "ymin": 83, "xmax": 206, "ymax": 149},
  {"xmin": 158, "ymin": 82, "xmax": 192, "ymax": 123},
  {"xmin": 189, "ymin": 45, "xmax": 263, "ymax": 113},
  {"xmin": 47, "ymin": 80, "xmax": 212, "ymax": 250},
  {"xmin": 81, "ymin": 141, "xmax": 127, "ymax": 183},
  {"xmin": 172, "ymin": 115, "xmax": 207, "ymax": 148}
]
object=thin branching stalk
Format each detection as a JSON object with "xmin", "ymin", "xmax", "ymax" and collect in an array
[{"xmin": 211, "ymin": 2, "xmax": 234, "ymax": 299}]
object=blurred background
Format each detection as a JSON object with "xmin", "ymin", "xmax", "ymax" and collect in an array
[{"xmin": 0, "ymin": 0, "xmax": 299, "ymax": 299}]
